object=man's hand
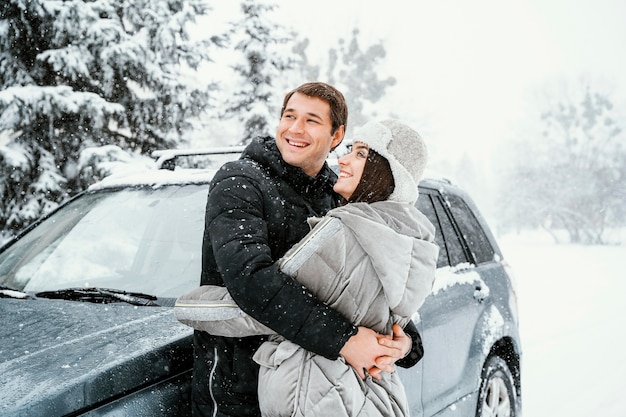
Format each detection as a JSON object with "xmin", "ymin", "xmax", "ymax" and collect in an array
[{"xmin": 339, "ymin": 324, "xmax": 411, "ymax": 380}]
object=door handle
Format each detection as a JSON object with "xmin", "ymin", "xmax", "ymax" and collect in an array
[{"xmin": 473, "ymin": 284, "xmax": 488, "ymax": 302}]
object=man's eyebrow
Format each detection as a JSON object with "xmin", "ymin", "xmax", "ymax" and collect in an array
[{"xmin": 283, "ymin": 108, "xmax": 324, "ymax": 121}]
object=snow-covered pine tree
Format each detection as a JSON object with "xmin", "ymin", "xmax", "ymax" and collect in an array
[
  {"xmin": 222, "ymin": 0, "xmax": 296, "ymax": 144},
  {"xmin": 327, "ymin": 29, "xmax": 396, "ymax": 134},
  {"xmin": 0, "ymin": 0, "xmax": 220, "ymax": 239}
]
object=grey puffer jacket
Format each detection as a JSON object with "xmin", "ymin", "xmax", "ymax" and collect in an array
[{"xmin": 177, "ymin": 201, "xmax": 438, "ymax": 417}]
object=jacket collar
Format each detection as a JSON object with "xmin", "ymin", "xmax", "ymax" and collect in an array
[{"xmin": 242, "ymin": 136, "xmax": 337, "ymax": 198}]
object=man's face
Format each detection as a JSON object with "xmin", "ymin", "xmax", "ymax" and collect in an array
[{"xmin": 276, "ymin": 92, "xmax": 344, "ymax": 177}]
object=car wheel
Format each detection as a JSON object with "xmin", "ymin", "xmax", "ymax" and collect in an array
[{"xmin": 476, "ymin": 355, "xmax": 518, "ymax": 417}]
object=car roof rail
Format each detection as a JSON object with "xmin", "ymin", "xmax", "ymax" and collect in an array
[{"xmin": 152, "ymin": 146, "xmax": 246, "ymax": 170}]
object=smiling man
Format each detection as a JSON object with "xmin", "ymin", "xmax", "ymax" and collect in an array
[
  {"xmin": 191, "ymin": 82, "xmax": 420, "ymax": 417},
  {"xmin": 275, "ymin": 89, "xmax": 344, "ymax": 176}
]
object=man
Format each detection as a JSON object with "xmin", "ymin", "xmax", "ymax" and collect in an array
[{"xmin": 192, "ymin": 82, "xmax": 422, "ymax": 417}]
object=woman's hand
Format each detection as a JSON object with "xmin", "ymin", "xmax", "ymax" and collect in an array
[{"xmin": 368, "ymin": 324, "xmax": 412, "ymax": 380}]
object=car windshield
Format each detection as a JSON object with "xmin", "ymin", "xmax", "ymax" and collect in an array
[{"xmin": 0, "ymin": 184, "xmax": 207, "ymax": 298}]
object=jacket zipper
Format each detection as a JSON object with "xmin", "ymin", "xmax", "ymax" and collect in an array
[{"xmin": 209, "ymin": 346, "xmax": 219, "ymax": 417}]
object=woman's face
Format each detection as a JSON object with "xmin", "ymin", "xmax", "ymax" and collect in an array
[{"xmin": 333, "ymin": 141, "xmax": 369, "ymax": 200}]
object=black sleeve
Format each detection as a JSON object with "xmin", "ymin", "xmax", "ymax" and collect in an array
[
  {"xmin": 206, "ymin": 171, "xmax": 356, "ymax": 359},
  {"xmin": 396, "ymin": 319, "xmax": 424, "ymax": 368}
]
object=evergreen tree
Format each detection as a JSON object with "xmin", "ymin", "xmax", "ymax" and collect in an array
[
  {"xmin": 324, "ymin": 29, "xmax": 396, "ymax": 134},
  {"xmin": 220, "ymin": 9, "xmax": 395, "ymax": 144},
  {"xmin": 222, "ymin": 0, "xmax": 296, "ymax": 144},
  {"xmin": 290, "ymin": 29, "xmax": 397, "ymax": 139},
  {"xmin": 291, "ymin": 38, "xmax": 318, "ymax": 83},
  {"xmin": 0, "ymin": 0, "xmax": 219, "ymax": 238}
]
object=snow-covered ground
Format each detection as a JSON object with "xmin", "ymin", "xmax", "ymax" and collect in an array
[{"xmin": 498, "ymin": 233, "xmax": 625, "ymax": 416}]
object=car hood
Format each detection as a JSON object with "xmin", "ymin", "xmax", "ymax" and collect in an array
[{"xmin": 0, "ymin": 298, "xmax": 193, "ymax": 416}]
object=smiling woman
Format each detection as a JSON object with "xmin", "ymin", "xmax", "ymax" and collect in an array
[{"xmin": 333, "ymin": 142, "xmax": 369, "ymax": 200}]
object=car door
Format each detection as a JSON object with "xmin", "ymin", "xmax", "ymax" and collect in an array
[{"xmin": 412, "ymin": 188, "xmax": 488, "ymax": 416}]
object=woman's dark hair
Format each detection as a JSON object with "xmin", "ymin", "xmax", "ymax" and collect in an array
[{"xmin": 344, "ymin": 149, "xmax": 395, "ymax": 204}]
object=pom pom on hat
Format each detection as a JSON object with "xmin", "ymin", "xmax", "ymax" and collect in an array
[{"xmin": 352, "ymin": 119, "xmax": 428, "ymax": 204}]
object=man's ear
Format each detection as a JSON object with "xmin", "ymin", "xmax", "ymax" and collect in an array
[{"xmin": 330, "ymin": 125, "xmax": 345, "ymax": 149}]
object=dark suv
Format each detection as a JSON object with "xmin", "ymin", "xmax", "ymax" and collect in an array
[
  {"xmin": 403, "ymin": 178, "xmax": 521, "ymax": 416},
  {"xmin": 0, "ymin": 148, "xmax": 521, "ymax": 416}
]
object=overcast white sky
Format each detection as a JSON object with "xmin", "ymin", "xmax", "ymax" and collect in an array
[{"xmin": 273, "ymin": 0, "xmax": 626, "ymax": 163}]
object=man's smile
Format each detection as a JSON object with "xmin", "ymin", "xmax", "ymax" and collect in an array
[{"xmin": 286, "ymin": 138, "xmax": 308, "ymax": 148}]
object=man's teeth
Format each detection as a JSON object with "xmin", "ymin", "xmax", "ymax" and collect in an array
[{"xmin": 288, "ymin": 140, "xmax": 306, "ymax": 147}]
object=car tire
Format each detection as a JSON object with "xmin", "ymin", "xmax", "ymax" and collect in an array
[{"xmin": 476, "ymin": 355, "xmax": 518, "ymax": 417}]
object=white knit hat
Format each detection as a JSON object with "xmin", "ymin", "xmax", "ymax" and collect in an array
[{"xmin": 352, "ymin": 119, "xmax": 428, "ymax": 204}]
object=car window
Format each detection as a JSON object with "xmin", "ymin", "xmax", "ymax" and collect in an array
[
  {"xmin": 444, "ymin": 193, "xmax": 495, "ymax": 264},
  {"xmin": 415, "ymin": 194, "xmax": 447, "ymax": 268},
  {"xmin": 0, "ymin": 184, "xmax": 207, "ymax": 296},
  {"xmin": 416, "ymin": 192, "xmax": 469, "ymax": 268},
  {"xmin": 432, "ymin": 195, "xmax": 469, "ymax": 267}
]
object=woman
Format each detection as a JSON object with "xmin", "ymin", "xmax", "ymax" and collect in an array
[{"xmin": 176, "ymin": 119, "xmax": 439, "ymax": 417}]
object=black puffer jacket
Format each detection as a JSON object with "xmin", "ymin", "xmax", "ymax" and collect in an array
[{"xmin": 192, "ymin": 137, "xmax": 354, "ymax": 417}]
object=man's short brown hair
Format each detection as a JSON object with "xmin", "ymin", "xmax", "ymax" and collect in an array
[{"xmin": 281, "ymin": 82, "xmax": 348, "ymax": 136}]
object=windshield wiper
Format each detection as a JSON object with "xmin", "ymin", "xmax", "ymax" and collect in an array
[
  {"xmin": 35, "ymin": 287, "xmax": 159, "ymax": 306},
  {"xmin": 0, "ymin": 286, "xmax": 33, "ymax": 299}
]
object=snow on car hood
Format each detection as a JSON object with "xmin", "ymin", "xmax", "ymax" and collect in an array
[
  {"xmin": 88, "ymin": 167, "xmax": 218, "ymax": 191},
  {"xmin": 0, "ymin": 298, "xmax": 193, "ymax": 416}
]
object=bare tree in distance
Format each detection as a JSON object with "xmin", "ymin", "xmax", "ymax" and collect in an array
[{"xmin": 496, "ymin": 78, "xmax": 626, "ymax": 244}]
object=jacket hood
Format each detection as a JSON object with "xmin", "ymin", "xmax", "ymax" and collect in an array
[
  {"xmin": 0, "ymin": 299, "xmax": 192, "ymax": 417},
  {"xmin": 326, "ymin": 201, "xmax": 439, "ymax": 316},
  {"xmin": 352, "ymin": 120, "xmax": 428, "ymax": 204}
]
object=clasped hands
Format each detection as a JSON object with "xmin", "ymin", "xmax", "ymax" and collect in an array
[{"xmin": 339, "ymin": 323, "xmax": 411, "ymax": 380}]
